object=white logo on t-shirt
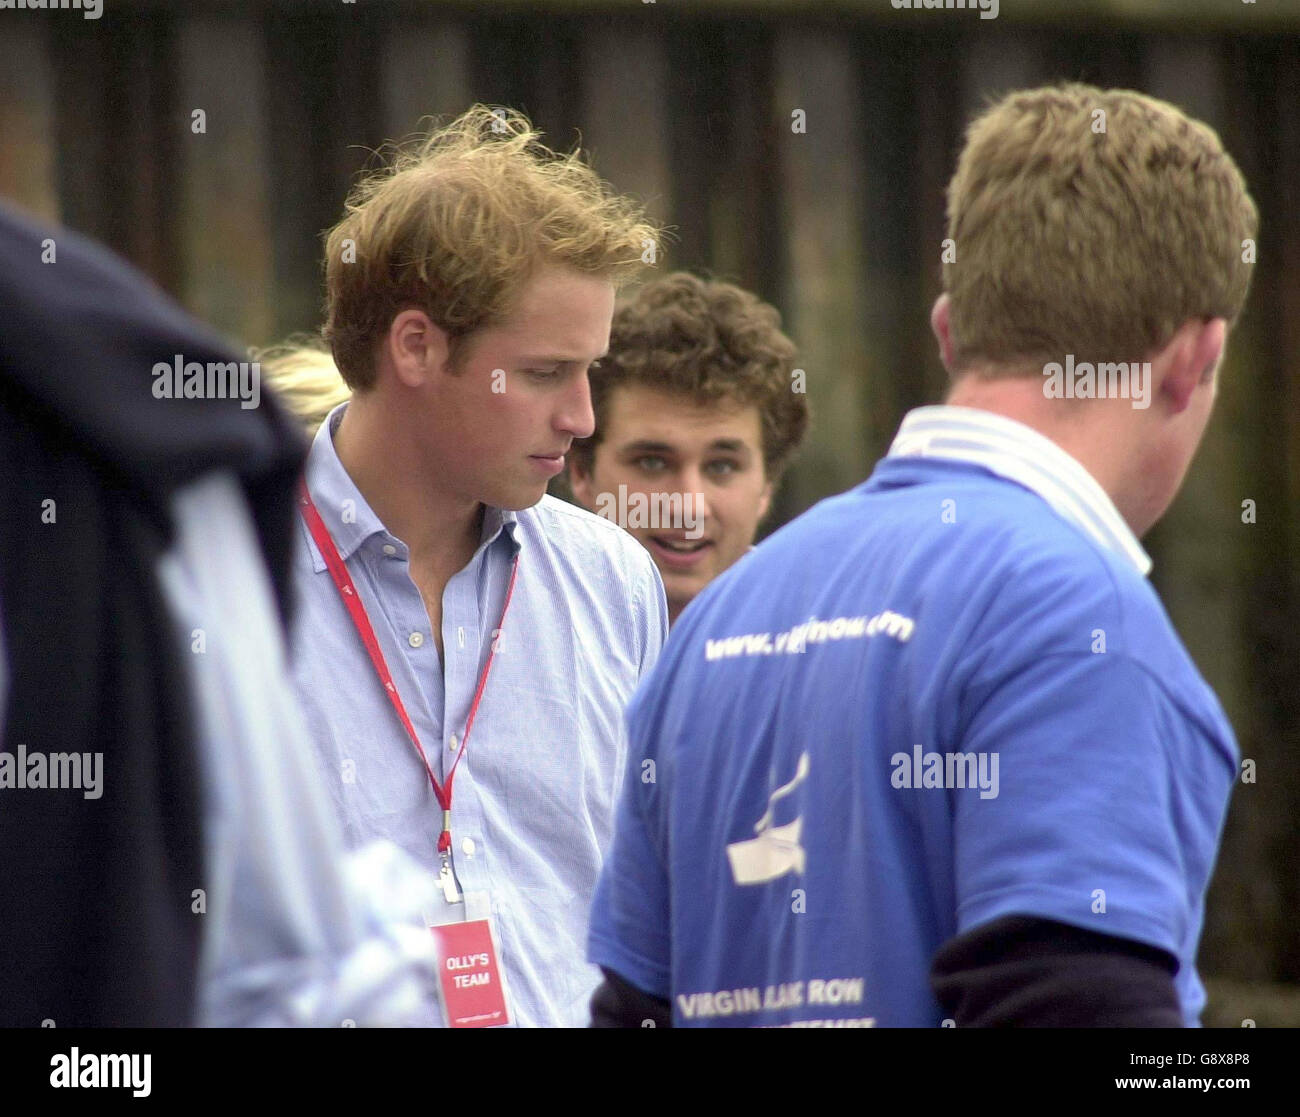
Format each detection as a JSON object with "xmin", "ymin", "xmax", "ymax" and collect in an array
[{"xmin": 727, "ymin": 753, "xmax": 810, "ymax": 885}]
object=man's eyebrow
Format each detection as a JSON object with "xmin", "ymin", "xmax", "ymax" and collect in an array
[
  {"xmin": 619, "ymin": 438, "xmax": 753, "ymax": 455},
  {"xmin": 619, "ymin": 439, "xmax": 677, "ymax": 454},
  {"xmin": 518, "ymin": 351, "xmax": 609, "ymax": 364}
]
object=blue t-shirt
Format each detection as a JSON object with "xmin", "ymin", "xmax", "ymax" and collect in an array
[{"xmin": 588, "ymin": 455, "xmax": 1238, "ymax": 1027}]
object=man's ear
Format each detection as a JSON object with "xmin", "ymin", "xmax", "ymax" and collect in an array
[
  {"xmin": 384, "ymin": 309, "xmax": 452, "ymax": 388},
  {"xmin": 1159, "ymin": 318, "xmax": 1226, "ymax": 414},
  {"xmin": 930, "ymin": 294, "xmax": 956, "ymax": 375},
  {"xmin": 756, "ymin": 479, "xmax": 774, "ymax": 524}
]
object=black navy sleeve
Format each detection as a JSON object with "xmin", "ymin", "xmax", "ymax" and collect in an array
[
  {"xmin": 930, "ymin": 914, "xmax": 1183, "ymax": 1027},
  {"xmin": 590, "ymin": 968, "xmax": 673, "ymax": 1028}
]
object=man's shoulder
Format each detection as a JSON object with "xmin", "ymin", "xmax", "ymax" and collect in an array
[
  {"xmin": 696, "ymin": 474, "xmax": 1161, "ymax": 655},
  {"xmin": 523, "ymin": 492, "xmax": 637, "ymax": 546},
  {"xmin": 858, "ymin": 467, "xmax": 1151, "ymax": 605},
  {"xmin": 518, "ymin": 494, "xmax": 660, "ymax": 585},
  {"xmin": 930, "ymin": 502, "xmax": 1169, "ymax": 657}
]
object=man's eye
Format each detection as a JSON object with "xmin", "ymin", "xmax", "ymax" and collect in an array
[
  {"xmin": 526, "ymin": 367, "xmax": 559, "ymax": 381},
  {"xmin": 636, "ymin": 456, "xmax": 667, "ymax": 473},
  {"xmin": 706, "ymin": 460, "xmax": 739, "ymax": 476}
]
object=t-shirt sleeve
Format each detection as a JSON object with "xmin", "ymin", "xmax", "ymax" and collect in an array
[
  {"xmin": 952, "ymin": 648, "xmax": 1226, "ymax": 959},
  {"xmin": 586, "ymin": 687, "xmax": 672, "ymax": 1000}
]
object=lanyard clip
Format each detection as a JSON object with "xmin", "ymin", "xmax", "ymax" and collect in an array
[{"xmin": 439, "ymin": 851, "xmax": 462, "ymax": 904}]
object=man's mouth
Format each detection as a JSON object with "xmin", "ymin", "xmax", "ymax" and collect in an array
[
  {"xmin": 652, "ymin": 536, "xmax": 709, "ymax": 553},
  {"xmin": 529, "ymin": 452, "xmax": 566, "ymax": 476},
  {"xmin": 646, "ymin": 535, "xmax": 714, "ymax": 569}
]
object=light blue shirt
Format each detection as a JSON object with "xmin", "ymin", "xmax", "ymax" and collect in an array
[{"xmin": 290, "ymin": 404, "xmax": 669, "ymax": 1026}]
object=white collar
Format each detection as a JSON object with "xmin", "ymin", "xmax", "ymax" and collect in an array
[{"xmin": 888, "ymin": 405, "xmax": 1152, "ymax": 576}]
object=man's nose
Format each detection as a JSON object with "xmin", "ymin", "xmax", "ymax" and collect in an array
[
  {"xmin": 557, "ymin": 373, "xmax": 596, "ymax": 440},
  {"xmin": 680, "ymin": 467, "xmax": 713, "ymax": 522}
]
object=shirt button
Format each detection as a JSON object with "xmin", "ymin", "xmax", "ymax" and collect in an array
[
  {"xmin": 382, "ymin": 544, "xmax": 396, "ymax": 556},
  {"xmin": 457, "ymin": 626, "xmax": 466, "ymax": 649},
  {"xmin": 448, "ymin": 733, "xmax": 458, "ymax": 753},
  {"xmin": 408, "ymin": 632, "xmax": 424, "ymax": 648},
  {"xmin": 461, "ymin": 837, "xmax": 476, "ymax": 857}
]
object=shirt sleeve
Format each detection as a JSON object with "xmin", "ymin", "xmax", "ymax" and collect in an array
[
  {"xmin": 930, "ymin": 914, "xmax": 1183, "ymax": 1027},
  {"xmin": 586, "ymin": 684, "xmax": 672, "ymax": 1001},
  {"xmin": 590, "ymin": 967, "xmax": 673, "ymax": 1027},
  {"xmin": 952, "ymin": 647, "xmax": 1231, "ymax": 959}
]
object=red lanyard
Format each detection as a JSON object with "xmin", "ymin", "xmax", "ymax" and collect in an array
[{"xmin": 298, "ymin": 480, "xmax": 520, "ymax": 856}]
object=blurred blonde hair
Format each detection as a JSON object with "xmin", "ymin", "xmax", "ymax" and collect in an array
[
  {"xmin": 943, "ymin": 83, "xmax": 1258, "ymax": 374},
  {"xmin": 256, "ymin": 335, "xmax": 351, "ymax": 436},
  {"xmin": 323, "ymin": 104, "xmax": 661, "ymax": 391}
]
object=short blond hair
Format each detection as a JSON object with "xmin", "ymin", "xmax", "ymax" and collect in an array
[
  {"xmin": 323, "ymin": 105, "xmax": 660, "ymax": 391},
  {"xmin": 257, "ymin": 335, "xmax": 351, "ymax": 436},
  {"xmin": 943, "ymin": 84, "xmax": 1258, "ymax": 374}
]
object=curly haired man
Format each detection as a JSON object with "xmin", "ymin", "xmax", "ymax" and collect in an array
[{"xmin": 569, "ymin": 272, "xmax": 808, "ymax": 625}]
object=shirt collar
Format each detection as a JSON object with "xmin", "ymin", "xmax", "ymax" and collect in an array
[
  {"xmin": 302, "ymin": 401, "xmax": 520, "ymax": 572},
  {"xmin": 887, "ymin": 405, "xmax": 1152, "ymax": 577}
]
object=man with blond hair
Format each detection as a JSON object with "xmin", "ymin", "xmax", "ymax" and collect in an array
[
  {"xmin": 588, "ymin": 85, "xmax": 1256, "ymax": 1027},
  {"xmin": 289, "ymin": 106, "xmax": 668, "ymax": 1027},
  {"xmin": 568, "ymin": 272, "xmax": 808, "ymax": 626}
]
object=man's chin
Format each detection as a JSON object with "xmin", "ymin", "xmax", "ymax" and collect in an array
[
  {"xmin": 492, "ymin": 484, "xmax": 549, "ymax": 512},
  {"xmin": 661, "ymin": 569, "xmax": 706, "ymax": 606}
]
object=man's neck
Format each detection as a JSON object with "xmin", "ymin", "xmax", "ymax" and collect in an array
[
  {"xmin": 332, "ymin": 396, "xmax": 483, "ymax": 572},
  {"xmin": 944, "ymin": 377, "xmax": 1141, "ymax": 527}
]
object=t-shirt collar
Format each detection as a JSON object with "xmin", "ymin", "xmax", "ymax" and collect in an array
[{"xmin": 887, "ymin": 405, "xmax": 1152, "ymax": 577}]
